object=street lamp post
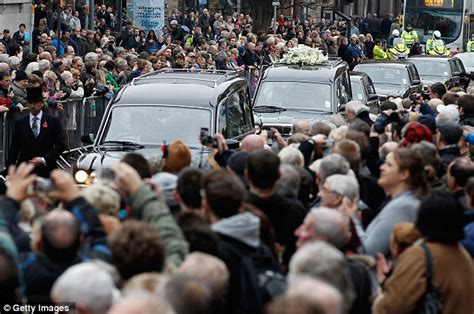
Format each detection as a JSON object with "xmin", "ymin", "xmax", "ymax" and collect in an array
[
  {"xmin": 300, "ymin": 0, "xmax": 308, "ymax": 23},
  {"xmin": 272, "ymin": 1, "xmax": 279, "ymax": 29},
  {"xmin": 117, "ymin": 0, "xmax": 123, "ymax": 33},
  {"xmin": 88, "ymin": 0, "xmax": 94, "ymax": 30},
  {"xmin": 56, "ymin": 4, "xmax": 61, "ymax": 52}
]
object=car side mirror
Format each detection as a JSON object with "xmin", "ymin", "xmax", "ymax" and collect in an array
[
  {"xmin": 368, "ymin": 94, "xmax": 379, "ymax": 101},
  {"xmin": 226, "ymin": 139, "xmax": 240, "ymax": 150},
  {"xmin": 81, "ymin": 134, "xmax": 94, "ymax": 145},
  {"xmin": 469, "ymin": 72, "xmax": 474, "ymax": 80}
]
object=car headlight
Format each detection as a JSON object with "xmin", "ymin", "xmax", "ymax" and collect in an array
[{"xmin": 75, "ymin": 170, "xmax": 89, "ymax": 183}]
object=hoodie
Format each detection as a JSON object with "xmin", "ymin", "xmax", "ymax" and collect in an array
[{"xmin": 211, "ymin": 212, "xmax": 260, "ymax": 248}]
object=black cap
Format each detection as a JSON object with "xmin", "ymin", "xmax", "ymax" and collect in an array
[
  {"xmin": 227, "ymin": 152, "xmax": 250, "ymax": 177},
  {"xmin": 26, "ymin": 87, "xmax": 44, "ymax": 103},
  {"xmin": 14, "ymin": 70, "xmax": 28, "ymax": 81},
  {"xmin": 437, "ymin": 123, "xmax": 463, "ymax": 145}
]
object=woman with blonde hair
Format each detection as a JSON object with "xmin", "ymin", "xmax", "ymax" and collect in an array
[{"xmin": 365, "ymin": 33, "xmax": 375, "ymax": 59}]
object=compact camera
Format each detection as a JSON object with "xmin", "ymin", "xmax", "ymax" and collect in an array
[
  {"xmin": 33, "ymin": 177, "xmax": 54, "ymax": 194},
  {"xmin": 200, "ymin": 128, "xmax": 218, "ymax": 148}
]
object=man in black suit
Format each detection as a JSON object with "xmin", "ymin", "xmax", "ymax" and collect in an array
[{"xmin": 7, "ymin": 87, "xmax": 66, "ymax": 177}]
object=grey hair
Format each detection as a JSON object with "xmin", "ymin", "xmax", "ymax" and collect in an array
[
  {"xmin": 278, "ymin": 145, "xmax": 304, "ymax": 167},
  {"xmin": 319, "ymin": 154, "xmax": 350, "ymax": 183},
  {"xmin": 275, "ymin": 164, "xmax": 301, "ymax": 198},
  {"xmin": 60, "ymin": 70, "xmax": 73, "ymax": 81},
  {"xmin": 51, "ymin": 262, "xmax": 120, "ymax": 314},
  {"xmin": 116, "ymin": 58, "xmax": 128, "ymax": 68},
  {"xmin": 325, "ymin": 174, "xmax": 360, "ymax": 200},
  {"xmin": 81, "ymin": 183, "xmax": 120, "ymax": 216},
  {"xmin": 84, "ymin": 52, "xmax": 99, "ymax": 64},
  {"xmin": 288, "ymin": 241, "xmax": 355, "ymax": 309},
  {"xmin": 25, "ymin": 62, "xmax": 39, "ymax": 76},
  {"xmin": 435, "ymin": 112, "xmax": 458, "ymax": 124},
  {"xmin": 38, "ymin": 59, "xmax": 50, "ymax": 72},
  {"xmin": 309, "ymin": 207, "xmax": 350, "ymax": 249},
  {"xmin": 327, "ymin": 114, "xmax": 348, "ymax": 128},
  {"xmin": 345, "ymin": 100, "xmax": 368, "ymax": 115},
  {"xmin": 0, "ymin": 62, "xmax": 9, "ymax": 72},
  {"xmin": 43, "ymin": 70, "xmax": 57, "ymax": 81},
  {"xmin": 9, "ymin": 56, "xmax": 20, "ymax": 66},
  {"xmin": 286, "ymin": 275, "xmax": 344, "ymax": 314},
  {"xmin": 0, "ymin": 54, "xmax": 10, "ymax": 65}
]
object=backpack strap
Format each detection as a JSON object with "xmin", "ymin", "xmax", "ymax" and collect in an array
[{"xmin": 420, "ymin": 242, "xmax": 435, "ymax": 291}]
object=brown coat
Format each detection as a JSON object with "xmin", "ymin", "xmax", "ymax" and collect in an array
[{"xmin": 374, "ymin": 242, "xmax": 474, "ymax": 314}]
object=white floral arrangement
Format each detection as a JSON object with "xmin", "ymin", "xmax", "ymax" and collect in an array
[{"xmin": 281, "ymin": 45, "xmax": 328, "ymax": 65}]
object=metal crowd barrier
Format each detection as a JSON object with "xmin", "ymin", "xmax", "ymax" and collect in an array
[
  {"xmin": 0, "ymin": 112, "xmax": 5, "ymax": 173},
  {"xmin": 81, "ymin": 96, "xmax": 109, "ymax": 139},
  {"xmin": 0, "ymin": 96, "xmax": 109, "ymax": 170}
]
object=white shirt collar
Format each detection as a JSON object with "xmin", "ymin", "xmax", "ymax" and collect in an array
[{"xmin": 30, "ymin": 111, "xmax": 43, "ymax": 122}]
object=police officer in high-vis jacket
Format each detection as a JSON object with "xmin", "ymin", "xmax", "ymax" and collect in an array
[{"xmin": 401, "ymin": 24, "xmax": 418, "ymax": 47}]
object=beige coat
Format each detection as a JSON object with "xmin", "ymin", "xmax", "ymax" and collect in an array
[{"xmin": 374, "ymin": 242, "xmax": 474, "ymax": 314}]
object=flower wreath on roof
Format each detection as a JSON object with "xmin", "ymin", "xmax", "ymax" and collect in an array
[{"xmin": 281, "ymin": 45, "xmax": 329, "ymax": 65}]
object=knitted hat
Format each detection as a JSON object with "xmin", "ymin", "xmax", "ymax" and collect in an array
[
  {"xmin": 402, "ymin": 122, "xmax": 433, "ymax": 147},
  {"xmin": 15, "ymin": 70, "xmax": 28, "ymax": 81},
  {"xmin": 163, "ymin": 141, "xmax": 192, "ymax": 173}
]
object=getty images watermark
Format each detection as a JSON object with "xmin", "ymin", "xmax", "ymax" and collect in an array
[{"xmin": 1, "ymin": 303, "xmax": 75, "ymax": 313}]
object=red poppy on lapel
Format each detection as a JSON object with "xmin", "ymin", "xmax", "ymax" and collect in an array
[{"xmin": 42, "ymin": 121, "xmax": 48, "ymax": 128}]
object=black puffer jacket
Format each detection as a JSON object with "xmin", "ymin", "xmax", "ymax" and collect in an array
[{"xmin": 460, "ymin": 114, "xmax": 474, "ymax": 127}]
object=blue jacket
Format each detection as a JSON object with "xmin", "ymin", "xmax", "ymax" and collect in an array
[
  {"xmin": 51, "ymin": 38, "xmax": 65, "ymax": 56},
  {"xmin": 348, "ymin": 43, "xmax": 363, "ymax": 57},
  {"xmin": 462, "ymin": 209, "xmax": 474, "ymax": 257}
]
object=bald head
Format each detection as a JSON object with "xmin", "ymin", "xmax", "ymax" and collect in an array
[
  {"xmin": 39, "ymin": 51, "xmax": 52, "ymax": 62},
  {"xmin": 379, "ymin": 141, "xmax": 398, "ymax": 160},
  {"xmin": 293, "ymin": 120, "xmax": 310, "ymax": 135},
  {"xmin": 179, "ymin": 252, "xmax": 229, "ymax": 298},
  {"xmin": 41, "ymin": 209, "xmax": 81, "ymax": 259},
  {"xmin": 108, "ymin": 295, "xmax": 172, "ymax": 314},
  {"xmin": 241, "ymin": 134, "xmax": 265, "ymax": 153}
]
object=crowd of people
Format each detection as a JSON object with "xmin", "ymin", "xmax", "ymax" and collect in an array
[
  {"xmin": 0, "ymin": 5, "xmax": 474, "ymax": 314},
  {"xmin": 1, "ymin": 82, "xmax": 474, "ymax": 313},
  {"xmin": 0, "ymin": 7, "xmax": 412, "ymax": 115}
]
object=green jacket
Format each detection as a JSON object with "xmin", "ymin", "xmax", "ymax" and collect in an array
[
  {"xmin": 373, "ymin": 45, "xmax": 387, "ymax": 60},
  {"xmin": 105, "ymin": 71, "xmax": 119, "ymax": 92},
  {"xmin": 129, "ymin": 185, "xmax": 189, "ymax": 267},
  {"xmin": 401, "ymin": 30, "xmax": 418, "ymax": 46}
]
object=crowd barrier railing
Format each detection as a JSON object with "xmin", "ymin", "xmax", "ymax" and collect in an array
[
  {"xmin": 1, "ymin": 109, "xmax": 29, "ymax": 171},
  {"xmin": 0, "ymin": 112, "xmax": 5, "ymax": 177},
  {"xmin": 0, "ymin": 96, "xmax": 109, "ymax": 171}
]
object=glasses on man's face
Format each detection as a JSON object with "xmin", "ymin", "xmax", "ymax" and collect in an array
[{"xmin": 95, "ymin": 50, "xmax": 102, "ymax": 54}]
